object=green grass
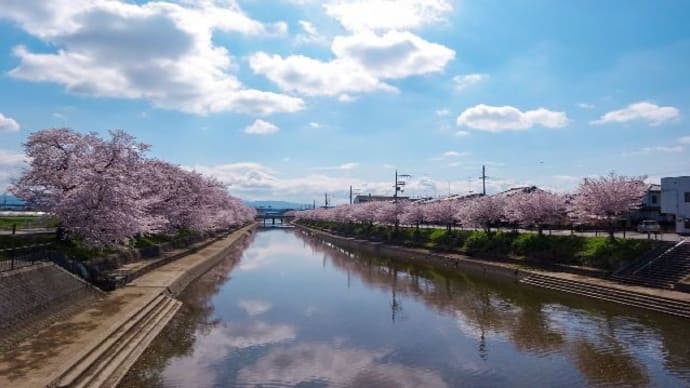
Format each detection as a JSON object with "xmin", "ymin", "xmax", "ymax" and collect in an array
[
  {"xmin": 0, "ymin": 216, "xmax": 58, "ymax": 230},
  {"xmin": 297, "ymin": 220, "xmax": 656, "ymax": 271}
]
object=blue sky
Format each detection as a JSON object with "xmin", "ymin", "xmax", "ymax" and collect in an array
[{"xmin": 0, "ymin": 0, "xmax": 688, "ymax": 204}]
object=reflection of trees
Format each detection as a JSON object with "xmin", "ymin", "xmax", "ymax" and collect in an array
[
  {"xmin": 570, "ymin": 340, "xmax": 649, "ymax": 386},
  {"xmin": 119, "ymin": 233, "xmax": 254, "ymax": 388},
  {"xmin": 296, "ymin": 232, "xmax": 681, "ymax": 386}
]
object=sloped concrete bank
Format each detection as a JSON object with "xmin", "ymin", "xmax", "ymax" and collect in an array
[
  {"xmin": 0, "ymin": 263, "xmax": 104, "ymax": 353},
  {"xmin": 0, "ymin": 224, "xmax": 255, "ymax": 388},
  {"xmin": 296, "ymin": 224, "xmax": 690, "ymax": 319}
]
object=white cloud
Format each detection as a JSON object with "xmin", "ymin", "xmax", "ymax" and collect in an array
[
  {"xmin": 250, "ymin": 30, "xmax": 453, "ymax": 97},
  {"xmin": 237, "ymin": 343, "xmax": 448, "ymax": 388},
  {"xmin": 331, "ymin": 30, "xmax": 455, "ymax": 79},
  {"xmin": 454, "ymin": 130, "xmax": 470, "ymax": 136},
  {"xmin": 678, "ymin": 135, "xmax": 690, "ymax": 145},
  {"xmin": 591, "ymin": 102, "xmax": 680, "ymax": 126},
  {"xmin": 0, "ymin": 149, "xmax": 25, "ymax": 166},
  {"xmin": 627, "ymin": 145, "xmax": 685, "ymax": 155},
  {"xmin": 435, "ymin": 109, "xmax": 449, "ymax": 116},
  {"xmin": 324, "ymin": 0, "xmax": 453, "ymax": 32},
  {"xmin": 191, "ymin": 161, "xmax": 522, "ymax": 201},
  {"xmin": 0, "ymin": 113, "xmax": 20, "ymax": 133},
  {"xmin": 553, "ymin": 175, "xmax": 581, "ymax": 183},
  {"xmin": 162, "ymin": 321, "xmax": 296, "ymax": 387},
  {"xmin": 238, "ymin": 300, "xmax": 272, "ymax": 316},
  {"xmin": 456, "ymin": 104, "xmax": 569, "ymax": 132},
  {"xmin": 296, "ymin": 19, "xmax": 327, "ymax": 45},
  {"xmin": 577, "ymin": 102, "xmax": 594, "ymax": 109},
  {"xmin": 338, "ymin": 94, "xmax": 357, "ymax": 102},
  {"xmin": 453, "ymin": 73, "xmax": 487, "ymax": 91},
  {"xmin": 0, "ymin": 0, "xmax": 304, "ymax": 116},
  {"xmin": 313, "ymin": 162, "xmax": 360, "ymax": 171},
  {"xmin": 298, "ymin": 20, "xmax": 318, "ymax": 36},
  {"xmin": 431, "ymin": 150, "xmax": 469, "ymax": 161},
  {"xmin": 249, "ymin": 52, "xmax": 396, "ymax": 97},
  {"xmin": 0, "ymin": 149, "xmax": 27, "ymax": 190},
  {"xmin": 245, "ymin": 119, "xmax": 279, "ymax": 135},
  {"xmin": 308, "ymin": 122, "xmax": 321, "ymax": 128}
]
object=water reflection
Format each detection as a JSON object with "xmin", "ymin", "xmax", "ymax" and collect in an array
[
  {"xmin": 122, "ymin": 229, "xmax": 690, "ymax": 387},
  {"xmin": 236, "ymin": 342, "xmax": 447, "ymax": 388}
]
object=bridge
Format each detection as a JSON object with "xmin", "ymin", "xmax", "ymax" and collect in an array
[{"xmin": 255, "ymin": 207, "xmax": 295, "ymax": 227}]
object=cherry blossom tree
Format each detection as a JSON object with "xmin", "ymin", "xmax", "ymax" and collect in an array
[
  {"xmin": 457, "ymin": 196, "xmax": 505, "ymax": 233},
  {"xmin": 400, "ymin": 202, "xmax": 425, "ymax": 227},
  {"xmin": 424, "ymin": 200, "xmax": 458, "ymax": 231},
  {"xmin": 505, "ymin": 190, "xmax": 566, "ymax": 235},
  {"xmin": 571, "ymin": 172, "xmax": 646, "ymax": 239},
  {"xmin": 13, "ymin": 129, "xmax": 160, "ymax": 246},
  {"xmin": 374, "ymin": 201, "xmax": 408, "ymax": 228},
  {"xmin": 12, "ymin": 128, "xmax": 254, "ymax": 247}
]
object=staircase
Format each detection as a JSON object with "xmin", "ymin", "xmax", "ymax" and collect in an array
[
  {"xmin": 521, "ymin": 273, "xmax": 690, "ymax": 319},
  {"xmin": 50, "ymin": 293, "xmax": 181, "ymax": 388},
  {"xmin": 611, "ymin": 240, "xmax": 690, "ymax": 289}
]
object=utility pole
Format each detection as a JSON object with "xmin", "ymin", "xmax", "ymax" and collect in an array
[
  {"xmin": 394, "ymin": 170, "xmax": 398, "ymax": 202},
  {"xmin": 349, "ymin": 185, "xmax": 353, "ymax": 205},
  {"xmin": 324, "ymin": 192, "xmax": 329, "ymax": 208},
  {"xmin": 480, "ymin": 165, "xmax": 487, "ymax": 196},
  {"xmin": 393, "ymin": 170, "xmax": 411, "ymax": 203},
  {"xmin": 313, "ymin": 199, "xmax": 316, "ymax": 209}
]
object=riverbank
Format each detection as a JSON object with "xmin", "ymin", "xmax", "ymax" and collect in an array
[
  {"xmin": 294, "ymin": 223, "xmax": 690, "ymax": 318},
  {"xmin": 0, "ymin": 223, "xmax": 255, "ymax": 388}
]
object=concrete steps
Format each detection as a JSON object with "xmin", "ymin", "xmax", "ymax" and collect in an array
[
  {"xmin": 520, "ymin": 273, "xmax": 690, "ymax": 319},
  {"xmin": 612, "ymin": 241, "xmax": 690, "ymax": 290},
  {"xmin": 51, "ymin": 293, "xmax": 181, "ymax": 388}
]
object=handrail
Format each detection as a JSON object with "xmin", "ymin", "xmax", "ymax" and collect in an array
[
  {"xmin": 632, "ymin": 239, "xmax": 686, "ymax": 276},
  {"xmin": 613, "ymin": 242, "xmax": 674, "ymax": 276}
]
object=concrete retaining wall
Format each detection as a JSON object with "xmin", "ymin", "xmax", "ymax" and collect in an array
[{"xmin": 296, "ymin": 226, "xmax": 528, "ymax": 282}]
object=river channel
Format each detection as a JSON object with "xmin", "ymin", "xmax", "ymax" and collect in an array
[{"xmin": 122, "ymin": 228, "xmax": 690, "ymax": 387}]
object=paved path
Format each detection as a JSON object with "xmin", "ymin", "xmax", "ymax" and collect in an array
[{"xmin": 0, "ymin": 225, "xmax": 253, "ymax": 388}]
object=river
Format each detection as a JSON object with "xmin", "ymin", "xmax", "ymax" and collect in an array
[{"xmin": 121, "ymin": 228, "xmax": 690, "ymax": 387}]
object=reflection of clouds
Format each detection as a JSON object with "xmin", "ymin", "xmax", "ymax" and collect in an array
[
  {"xmin": 238, "ymin": 231, "xmax": 311, "ymax": 271},
  {"xmin": 237, "ymin": 342, "xmax": 448, "ymax": 387},
  {"xmin": 238, "ymin": 299, "xmax": 272, "ymax": 316},
  {"xmin": 163, "ymin": 321, "xmax": 296, "ymax": 387}
]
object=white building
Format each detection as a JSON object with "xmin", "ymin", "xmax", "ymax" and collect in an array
[{"xmin": 661, "ymin": 176, "xmax": 690, "ymax": 235}]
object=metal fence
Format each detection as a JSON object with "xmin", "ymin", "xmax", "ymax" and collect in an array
[{"xmin": 0, "ymin": 243, "xmax": 54, "ymax": 272}]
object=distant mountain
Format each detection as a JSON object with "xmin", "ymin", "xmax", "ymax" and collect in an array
[
  {"xmin": 246, "ymin": 200, "xmax": 309, "ymax": 210},
  {"xmin": 1, "ymin": 194, "xmax": 24, "ymax": 205}
]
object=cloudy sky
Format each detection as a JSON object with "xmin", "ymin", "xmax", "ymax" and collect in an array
[{"xmin": 0, "ymin": 0, "xmax": 688, "ymax": 204}]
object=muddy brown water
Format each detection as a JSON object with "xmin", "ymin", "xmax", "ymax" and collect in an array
[{"xmin": 121, "ymin": 228, "xmax": 690, "ymax": 387}]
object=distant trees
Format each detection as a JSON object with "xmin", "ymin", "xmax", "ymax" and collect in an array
[
  {"xmin": 293, "ymin": 173, "xmax": 647, "ymax": 240},
  {"xmin": 11, "ymin": 128, "xmax": 255, "ymax": 247}
]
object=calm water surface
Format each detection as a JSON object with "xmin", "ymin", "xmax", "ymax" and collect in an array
[{"xmin": 122, "ymin": 228, "xmax": 690, "ymax": 387}]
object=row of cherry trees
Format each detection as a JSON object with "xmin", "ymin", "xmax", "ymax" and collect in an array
[
  {"xmin": 11, "ymin": 128, "xmax": 256, "ymax": 247},
  {"xmin": 291, "ymin": 173, "xmax": 647, "ymax": 239}
]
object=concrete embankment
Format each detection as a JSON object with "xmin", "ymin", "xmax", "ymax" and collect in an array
[
  {"xmin": 0, "ymin": 263, "xmax": 104, "ymax": 353},
  {"xmin": 296, "ymin": 224, "xmax": 690, "ymax": 319},
  {"xmin": 0, "ymin": 223, "xmax": 255, "ymax": 388}
]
